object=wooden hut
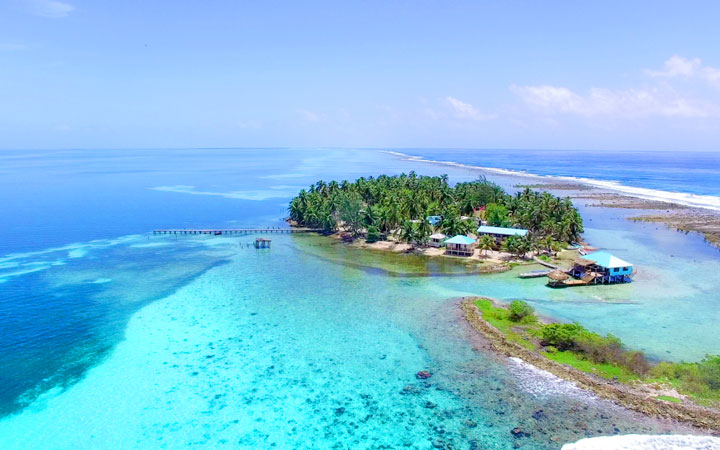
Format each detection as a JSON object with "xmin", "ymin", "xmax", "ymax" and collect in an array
[
  {"xmin": 546, "ymin": 270, "xmax": 570, "ymax": 287},
  {"xmin": 477, "ymin": 226, "xmax": 528, "ymax": 244},
  {"xmin": 570, "ymin": 251, "xmax": 634, "ymax": 284},
  {"xmin": 444, "ymin": 235, "xmax": 476, "ymax": 257},
  {"xmin": 254, "ymin": 238, "xmax": 271, "ymax": 248},
  {"xmin": 429, "ymin": 232, "xmax": 447, "ymax": 248}
]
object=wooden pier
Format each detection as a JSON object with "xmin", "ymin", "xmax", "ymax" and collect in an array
[
  {"xmin": 532, "ymin": 256, "xmax": 567, "ymax": 271},
  {"xmin": 254, "ymin": 238, "xmax": 271, "ymax": 248},
  {"xmin": 153, "ymin": 227, "xmax": 321, "ymax": 236}
]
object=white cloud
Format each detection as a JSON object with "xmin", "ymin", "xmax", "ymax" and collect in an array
[
  {"xmin": 28, "ymin": 0, "xmax": 75, "ymax": 18},
  {"xmin": 236, "ymin": 120, "xmax": 261, "ymax": 129},
  {"xmin": 297, "ymin": 109, "xmax": 321, "ymax": 122},
  {"xmin": 647, "ymin": 55, "xmax": 720, "ymax": 89},
  {"xmin": 512, "ymin": 56, "xmax": 720, "ymax": 120},
  {"xmin": 445, "ymin": 96, "xmax": 494, "ymax": 121},
  {"xmin": 512, "ymin": 84, "xmax": 714, "ymax": 118},
  {"xmin": 0, "ymin": 43, "xmax": 28, "ymax": 51}
]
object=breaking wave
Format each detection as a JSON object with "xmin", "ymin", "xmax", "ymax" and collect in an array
[
  {"xmin": 385, "ymin": 151, "xmax": 720, "ymax": 212},
  {"xmin": 561, "ymin": 434, "xmax": 720, "ymax": 450}
]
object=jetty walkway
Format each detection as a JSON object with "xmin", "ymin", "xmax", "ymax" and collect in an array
[
  {"xmin": 532, "ymin": 256, "xmax": 568, "ymax": 271},
  {"xmin": 153, "ymin": 227, "xmax": 321, "ymax": 236}
]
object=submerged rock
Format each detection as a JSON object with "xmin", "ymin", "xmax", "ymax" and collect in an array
[{"xmin": 416, "ymin": 370, "xmax": 432, "ymax": 379}]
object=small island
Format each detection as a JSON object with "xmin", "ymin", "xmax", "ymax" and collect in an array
[{"xmin": 288, "ymin": 173, "xmax": 584, "ymax": 265}]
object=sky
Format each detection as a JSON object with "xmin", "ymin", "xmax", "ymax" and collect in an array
[{"xmin": 1, "ymin": 0, "xmax": 719, "ymax": 151}]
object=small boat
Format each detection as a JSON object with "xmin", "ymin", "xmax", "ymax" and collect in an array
[{"xmin": 519, "ymin": 270, "xmax": 552, "ymax": 279}]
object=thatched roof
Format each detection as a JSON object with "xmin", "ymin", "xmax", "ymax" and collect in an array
[
  {"xmin": 548, "ymin": 270, "xmax": 569, "ymax": 281},
  {"xmin": 574, "ymin": 258, "xmax": 595, "ymax": 267}
]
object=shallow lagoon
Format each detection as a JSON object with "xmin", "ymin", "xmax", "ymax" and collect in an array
[{"xmin": 0, "ymin": 234, "xmax": 700, "ymax": 449}]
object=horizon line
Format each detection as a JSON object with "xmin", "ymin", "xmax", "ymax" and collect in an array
[{"xmin": 1, "ymin": 146, "xmax": 719, "ymax": 153}]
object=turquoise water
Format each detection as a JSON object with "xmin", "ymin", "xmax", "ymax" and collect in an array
[
  {"xmin": 0, "ymin": 234, "xmax": 696, "ymax": 449},
  {"xmin": 0, "ymin": 148, "xmax": 717, "ymax": 448}
]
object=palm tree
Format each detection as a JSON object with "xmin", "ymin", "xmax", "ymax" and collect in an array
[
  {"xmin": 400, "ymin": 220, "xmax": 417, "ymax": 245},
  {"xmin": 364, "ymin": 204, "xmax": 382, "ymax": 228},
  {"xmin": 478, "ymin": 235, "xmax": 495, "ymax": 257},
  {"xmin": 417, "ymin": 218, "xmax": 432, "ymax": 246},
  {"xmin": 540, "ymin": 235, "xmax": 560, "ymax": 255},
  {"xmin": 518, "ymin": 233, "xmax": 538, "ymax": 259},
  {"xmin": 502, "ymin": 235, "xmax": 521, "ymax": 258},
  {"xmin": 287, "ymin": 173, "xmax": 584, "ymax": 247}
]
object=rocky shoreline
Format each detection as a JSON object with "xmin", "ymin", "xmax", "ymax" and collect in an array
[
  {"xmin": 460, "ymin": 298, "xmax": 720, "ymax": 433},
  {"xmin": 628, "ymin": 212, "xmax": 720, "ymax": 248}
]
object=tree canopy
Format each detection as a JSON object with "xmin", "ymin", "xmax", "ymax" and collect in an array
[{"xmin": 288, "ymin": 173, "xmax": 583, "ymax": 244}]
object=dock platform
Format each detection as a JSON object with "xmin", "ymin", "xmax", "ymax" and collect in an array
[{"xmin": 153, "ymin": 227, "xmax": 321, "ymax": 236}]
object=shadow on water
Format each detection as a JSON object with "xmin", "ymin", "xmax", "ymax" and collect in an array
[
  {"xmin": 291, "ymin": 241, "xmax": 506, "ymax": 278},
  {"xmin": 0, "ymin": 245, "xmax": 230, "ymax": 419},
  {"xmin": 522, "ymin": 297, "xmax": 640, "ymax": 306}
]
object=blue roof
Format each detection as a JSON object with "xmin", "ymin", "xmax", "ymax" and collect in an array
[
  {"xmin": 427, "ymin": 215, "xmax": 442, "ymax": 225},
  {"xmin": 477, "ymin": 226, "xmax": 528, "ymax": 237},
  {"xmin": 444, "ymin": 235, "xmax": 476, "ymax": 245},
  {"xmin": 583, "ymin": 251, "xmax": 632, "ymax": 269}
]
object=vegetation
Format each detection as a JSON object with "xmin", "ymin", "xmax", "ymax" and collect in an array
[
  {"xmin": 288, "ymin": 173, "xmax": 583, "ymax": 250},
  {"xmin": 475, "ymin": 299, "xmax": 537, "ymax": 350},
  {"xmin": 656, "ymin": 395, "xmax": 682, "ymax": 403},
  {"xmin": 473, "ymin": 298, "xmax": 720, "ymax": 404},
  {"xmin": 540, "ymin": 323, "xmax": 587, "ymax": 351},
  {"xmin": 653, "ymin": 356, "xmax": 720, "ymax": 403},
  {"xmin": 544, "ymin": 349, "xmax": 638, "ymax": 382},
  {"xmin": 508, "ymin": 300, "xmax": 535, "ymax": 323},
  {"xmin": 366, "ymin": 225, "xmax": 381, "ymax": 243},
  {"xmin": 478, "ymin": 235, "xmax": 495, "ymax": 257}
]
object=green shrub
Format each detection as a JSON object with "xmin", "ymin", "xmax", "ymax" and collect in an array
[
  {"xmin": 540, "ymin": 323, "xmax": 584, "ymax": 350},
  {"xmin": 538, "ymin": 255, "xmax": 550, "ymax": 262},
  {"xmin": 508, "ymin": 300, "xmax": 535, "ymax": 322},
  {"xmin": 651, "ymin": 361, "xmax": 679, "ymax": 379},
  {"xmin": 650, "ymin": 355, "xmax": 720, "ymax": 400},
  {"xmin": 698, "ymin": 355, "xmax": 720, "ymax": 390},
  {"xmin": 366, "ymin": 225, "xmax": 381, "ymax": 243},
  {"xmin": 574, "ymin": 331, "xmax": 623, "ymax": 365},
  {"xmin": 623, "ymin": 351, "xmax": 651, "ymax": 376}
]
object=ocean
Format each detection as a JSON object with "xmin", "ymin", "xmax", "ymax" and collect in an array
[
  {"xmin": 390, "ymin": 149, "xmax": 720, "ymax": 211},
  {"xmin": 0, "ymin": 148, "xmax": 717, "ymax": 449}
]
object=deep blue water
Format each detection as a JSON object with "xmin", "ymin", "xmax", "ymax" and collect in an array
[
  {"xmin": 399, "ymin": 148, "xmax": 720, "ymax": 199},
  {"xmin": 0, "ymin": 148, "xmax": 291, "ymax": 254},
  {"xmin": 0, "ymin": 148, "xmax": 417, "ymax": 417}
]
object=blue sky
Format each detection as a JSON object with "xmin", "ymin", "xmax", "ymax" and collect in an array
[{"xmin": 1, "ymin": 0, "xmax": 719, "ymax": 150}]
